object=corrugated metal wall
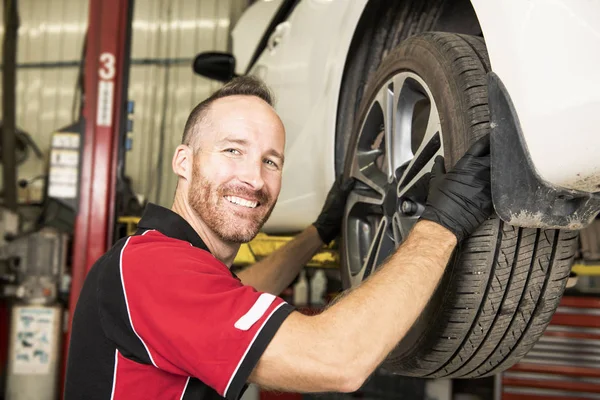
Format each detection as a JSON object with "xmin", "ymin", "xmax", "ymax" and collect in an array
[
  {"xmin": 0, "ymin": 0, "xmax": 248, "ymax": 207},
  {"xmin": 126, "ymin": 0, "xmax": 249, "ymax": 208},
  {"xmin": 0, "ymin": 0, "xmax": 88, "ymax": 201}
]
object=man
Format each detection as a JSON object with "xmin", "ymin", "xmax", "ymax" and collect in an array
[{"xmin": 64, "ymin": 76, "xmax": 492, "ymax": 399}]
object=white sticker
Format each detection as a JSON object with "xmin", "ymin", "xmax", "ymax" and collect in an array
[
  {"xmin": 234, "ymin": 293, "xmax": 276, "ymax": 331},
  {"xmin": 51, "ymin": 133, "xmax": 80, "ymax": 149},
  {"xmin": 48, "ymin": 138, "xmax": 80, "ymax": 200},
  {"xmin": 48, "ymin": 183, "xmax": 77, "ymax": 199},
  {"xmin": 50, "ymin": 150, "xmax": 79, "ymax": 167},
  {"xmin": 49, "ymin": 166, "xmax": 78, "ymax": 185},
  {"xmin": 13, "ymin": 307, "xmax": 55, "ymax": 375},
  {"xmin": 97, "ymin": 80, "xmax": 114, "ymax": 127}
]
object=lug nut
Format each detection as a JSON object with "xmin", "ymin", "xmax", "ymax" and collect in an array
[{"xmin": 400, "ymin": 199, "xmax": 417, "ymax": 215}]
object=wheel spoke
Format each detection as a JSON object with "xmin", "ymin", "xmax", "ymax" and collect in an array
[
  {"xmin": 362, "ymin": 217, "xmax": 395, "ymax": 281},
  {"xmin": 343, "ymin": 187, "xmax": 384, "ymax": 280},
  {"xmin": 350, "ymin": 147, "xmax": 387, "ymax": 197},
  {"xmin": 397, "ymin": 107, "xmax": 443, "ymax": 198},
  {"xmin": 397, "ymin": 213, "xmax": 419, "ymax": 241},
  {"xmin": 392, "ymin": 74, "xmax": 419, "ymax": 171},
  {"xmin": 374, "ymin": 83, "xmax": 396, "ymax": 180},
  {"xmin": 422, "ymin": 99, "xmax": 442, "ymax": 148},
  {"xmin": 345, "ymin": 189, "xmax": 381, "ymax": 212},
  {"xmin": 392, "ymin": 212, "xmax": 403, "ymax": 246}
]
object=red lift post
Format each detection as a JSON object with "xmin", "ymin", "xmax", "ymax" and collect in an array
[{"xmin": 61, "ymin": 0, "xmax": 134, "ymax": 392}]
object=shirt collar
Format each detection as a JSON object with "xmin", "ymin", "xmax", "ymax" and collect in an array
[{"xmin": 136, "ymin": 203, "xmax": 210, "ymax": 252}]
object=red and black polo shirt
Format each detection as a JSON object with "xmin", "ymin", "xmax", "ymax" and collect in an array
[{"xmin": 65, "ymin": 203, "xmax": 295, "ymax": 399}]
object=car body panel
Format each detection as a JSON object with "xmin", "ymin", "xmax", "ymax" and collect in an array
[
  {"xmin": 231, "ymin": 0, "xmax": 283, "ymax": 75},
  {"xmin": 229, "ymin": 0, "xmax": 600, "ymax": 233},
  {"xmin": 234, "ymin": 0, "xmax": 368, "ymax": 233},
  {"xmin": 470, "ymin": 0, "xmax": 600, "ymax": 193}
]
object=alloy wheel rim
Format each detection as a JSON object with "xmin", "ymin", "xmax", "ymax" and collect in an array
[{"xmin": 343, "ymin": 71, "xmax": 444, "ymax": 288}]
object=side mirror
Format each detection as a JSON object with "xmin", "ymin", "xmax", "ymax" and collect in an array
[{"xmin": 192, "ymin": 52, "xmax": 238, "ymax": 82}]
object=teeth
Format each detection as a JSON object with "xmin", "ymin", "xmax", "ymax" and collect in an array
[{"xmin": 225, "ymin": 196, "xmax": 258, "ymax": 208}]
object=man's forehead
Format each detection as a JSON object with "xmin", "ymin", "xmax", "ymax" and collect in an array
[
  {"xmin": 203, "ymin": 96, "xmax": 285, "ymax": 141},
  {"xmin": 184, "ymin": 97, "xmax": 280, "ymax": 153}
]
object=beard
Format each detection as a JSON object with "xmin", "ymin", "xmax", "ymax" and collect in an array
[{"xmin": 188, "ymin": 163, "xmax": 276, "ymax": 244}]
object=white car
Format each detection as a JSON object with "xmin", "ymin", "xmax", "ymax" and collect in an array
[{"xmin": 194, "ymin": 0, "xmax": 600, "ymax": 379}]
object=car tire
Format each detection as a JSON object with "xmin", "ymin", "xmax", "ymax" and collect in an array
[{"xmin": 339, "ymin": 32, "xmax": 579, "ymax": 378}]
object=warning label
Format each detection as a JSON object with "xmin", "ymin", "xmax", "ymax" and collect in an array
[
  {"xmin": 48, "ymin": 133, "xmax": 81, "ymax": 200},
  {"xmin": 13, "ymin": 307, "xmax": 56, "ymax": 375}
]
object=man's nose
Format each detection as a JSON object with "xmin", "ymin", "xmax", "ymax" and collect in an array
[{"xmin": 238, "ymin": 159, "xmax": 265, "ymax": 191}]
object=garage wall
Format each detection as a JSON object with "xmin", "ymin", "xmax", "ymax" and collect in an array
[
  {"xmin": 126, "ymin": 0, "xmax": 249, "ymax": 208},
  {"xmin": 0, "ymin": 0, "xmax": 88, "ymax": 202},
  {"xmin": 0, "ymin": 0, "xmax": 249, "ymax": 208}
]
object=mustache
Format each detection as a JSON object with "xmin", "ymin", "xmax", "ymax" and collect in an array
[{"xmin": 219, "ymin": 184, "xmax": 271, "ymax": 205}]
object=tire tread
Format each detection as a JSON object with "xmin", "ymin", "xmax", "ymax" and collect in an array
[{"xmin": 378, "ymin": 33, "xmax": 578, "ymax": 378}]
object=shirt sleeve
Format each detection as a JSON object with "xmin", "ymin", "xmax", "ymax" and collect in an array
[{"xmin": 98, "ymin": 236, "xmax": 295, "ymax": 400}]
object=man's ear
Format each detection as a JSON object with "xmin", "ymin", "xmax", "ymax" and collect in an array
[{"xmin": 172, "ymin": 144, "xmax": 194, "ymax": 181}]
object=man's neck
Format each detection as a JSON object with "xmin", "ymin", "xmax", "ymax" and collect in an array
[{"xmin": 171, "ymin": 196, "xmax": 240, "ymax": 267}]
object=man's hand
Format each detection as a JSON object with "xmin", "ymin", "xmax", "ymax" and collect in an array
[
  {"xmin": 419, "ymin": 134, "xmax": 493, "ymax": 242},
  {"xmin": 313, "ymin": 175, "xmax": 354, "ymax": 244},
  {"xmin": 238, "ymin": 177, "xmax": 353, "ymax": 295}
]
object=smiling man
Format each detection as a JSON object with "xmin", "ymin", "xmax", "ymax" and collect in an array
[
  {"xmin": 64, "ymin": 76, "xmax": 493, "ymax": 400},
  {"xmin": 64, "ymin": 76, "xmax": 354, "ymax": 400}
]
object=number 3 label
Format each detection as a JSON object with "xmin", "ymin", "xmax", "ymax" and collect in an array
[
  {"xmin": 99, "ymin": 52, "xmax": 116, "ymax": 80},
  {"xmin": 97, "ymin": 52, "xmax": 116, "ymax": 127}
]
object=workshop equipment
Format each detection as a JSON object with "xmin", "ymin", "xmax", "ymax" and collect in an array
[
  {"xmin": 500, "ymin": 296, "xmax": 600, "ymax": 399},
  {"xmin": 0, "ymin": 209, "xmax": 68, "ymax": 400}
]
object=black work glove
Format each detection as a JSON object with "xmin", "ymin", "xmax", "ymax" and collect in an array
[
  {"xmin": 313, "ymin": 175, "xmax": 355, "ymax": 244},
  {"xmin": 419, "ymin": 134, "xmax": 493, "ymax": 242}
]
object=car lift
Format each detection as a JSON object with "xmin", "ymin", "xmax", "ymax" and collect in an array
[{"xmin": 59, "ymin": 0, "xmax": 134, "ymax": 394}]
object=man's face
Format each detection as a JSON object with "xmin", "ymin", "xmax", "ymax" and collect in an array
[{"xmin": 187, "ymin": 96, "xmax": 285, "ymax": 243}]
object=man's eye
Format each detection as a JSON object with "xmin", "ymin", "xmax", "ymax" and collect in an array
[
  {"xmin": 264, "ymin": 159, "xmax": 279, "ymax": 169},
  {"xmin": 225, "ymin": 148, "xmax": 241, "ymax": 155}
]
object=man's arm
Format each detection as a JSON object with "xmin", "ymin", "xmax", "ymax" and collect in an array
[
  {"xmin": 249, "ymin": 220, "xmax": 456, "ymax": 393},
  {"xmin": 248, "ymin": 135, "xmax": 493, "ymax": 393},
  {"xmin": 238, "ymin": 176, "xmax": 354, "ymax": 294},
  {"xmin": 236, "ymin": 225, "xmax": 324, "ymax": 295}
]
